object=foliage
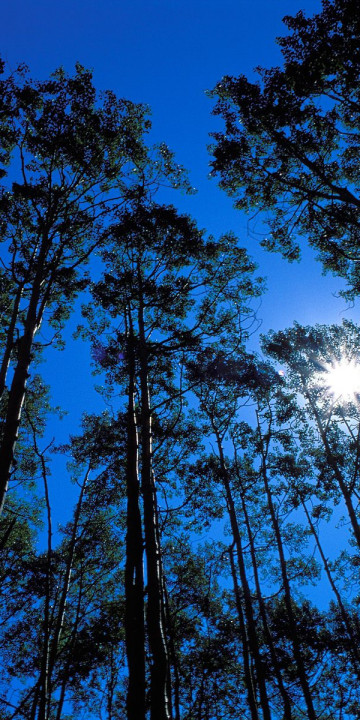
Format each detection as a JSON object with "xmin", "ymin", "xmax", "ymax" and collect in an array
[
  {"xmin": 1, "ymin": 11, "xmax": 360, "ymax": 719},
  {"xmin": 210, "ymin": 0, "xmax": 360, "ymax": 297}
]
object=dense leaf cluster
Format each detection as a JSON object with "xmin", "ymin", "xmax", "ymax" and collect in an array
[{"xmin": 210, "ymin": 0, "xmax": 360, "ymax": 297}]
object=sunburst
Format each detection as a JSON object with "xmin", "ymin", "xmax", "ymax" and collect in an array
[{"xmin": 321, "ymin": 359, "xmax": 360, "ymax": 400}]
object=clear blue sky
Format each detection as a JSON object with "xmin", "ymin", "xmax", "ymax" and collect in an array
[
  {"xmin": 1, "ymin": 0, "xmax": 354, "ymax": 536},
  {"xmin": 1, "ymin": 0, "xmax": 346, "ymax": 332},
  {"xmin": 1, "ymin": 0, "xmax": 349, "ymax": 329}
]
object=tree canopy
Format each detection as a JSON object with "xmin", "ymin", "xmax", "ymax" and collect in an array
[
  {"xmin": 1, "ymin": 2, "xmax": 360, "ymax": 718},
  {"xmin": 210, "ymin": 0, "xmax": 360, "ymax": 297}
]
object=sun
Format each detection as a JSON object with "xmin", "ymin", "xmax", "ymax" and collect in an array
[{"xmin": 322, "ymin": 359, "xmax": 360, "ymax": 399}]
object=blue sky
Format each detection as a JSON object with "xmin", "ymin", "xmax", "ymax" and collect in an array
[
  {"xmin": 1, "ymin": 0, "xmax": 350, "ymax": 409},
  {"xmin": 1, "ymin": 0, "xmax": 354, "ymax": 538},
  {"xmin": 1, "ymin": 0, "xmax": 346, "ymax": 339}
]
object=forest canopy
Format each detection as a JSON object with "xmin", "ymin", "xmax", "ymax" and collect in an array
[{"xmin": 1, "ymin": 1, "xmax": 360, "ymax": 719}]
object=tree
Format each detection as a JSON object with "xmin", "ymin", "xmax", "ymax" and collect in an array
[
  {"xmin": 186, "ymin": 348, "xmax": 321, "ymax": 718},
  {"xmin": 209, "ymin": 0, "xmax": 360, "ymax": 297},
  {"xmin": 263, "ymin": 320, "xmax": 360, "ymax": 555},
  {"xmin": 0, "ymin": 414, "xmax": 128, "ymax": 720},
  {"xmin": 0, "ymin": 60, "xmax": 150, "ymax": 511},
  {"xmin": 5, "ymin": 43, "xmax": 360, "ymax": 720},
  {"xmin": 187, "ymin": 353, "xmax": 274, "ymax": 720},
  {"xmin": 165, "ymin": 538, "xmax": 251, "ymax": 720},
  {"xmin": 84, "ymin": 194, "xmax": 262, "ymax": 719}
]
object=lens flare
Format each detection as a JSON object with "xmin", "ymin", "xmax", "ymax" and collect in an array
[{"xmin": 323, "ymin": 360, "xmax": 360, "ymax": 399}]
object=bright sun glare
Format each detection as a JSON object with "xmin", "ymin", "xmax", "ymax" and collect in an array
[{"xmin": 323, "ymin": 360, "xmax": 360, "ymax": 399}]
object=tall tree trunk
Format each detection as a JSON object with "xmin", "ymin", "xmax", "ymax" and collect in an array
[
  {"xmin": 0, "ymin": 236, "xmax": 50, "ymax": 513},
  {"xmin": 301, "ymin": 496, "xmax": 360, "ymax": 674},
  {"xmin": 238, "ymin": 483, "xmax": 293, "ymax": 720},
  {"xmin": 257, "ymin": 418, "xmax": 317, "ymax": 720},
  {"xmin": 0, "ymin": 517, "xmax": 16, "ymax": 550},
  {"xmin": 125, "ymin": 324, "xmax": 146, "ymax": 720},
  {"xmin": 0, "ymin": 316, "xmax": 38, "ymax": 511},
  {"xmin": 228, "ymin": 546, "xmax": 260, "ymax": 720},
  {"xmin": 305, "ymin": 390, "xmax": 360, "ymax": 550},
  {"xmin": 37, "ymin": 446, "xmax": 53, "ymax": 720},
  {"xmin": 0, "ymin": 281, "xmax": 24, "ymax": 400},
  {"xmin": 45, "ymin": 468, "xmax": 89, "ymax": 712},
  {"xmin": 164, "ymin": 581, "xmax": 181, "ymax": 720},
  {"xmin": 213, "ymin": 428, "xmax": 272, "ymax": 720},
  {"xmin": 138, "ymin": 289, "xmax": 172, "ymax": 720},
  {"xmin": 55, "ymin": 576, "xmax": 84, "ymax": 720}
]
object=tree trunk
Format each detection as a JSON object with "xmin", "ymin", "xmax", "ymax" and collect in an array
[
  {"xmin": 0, "ymin": 320, "xmax": 37, "ymax": 512},
  {"xmin": 138, "ymin": 290, "xmax": 172, "ymax": 720},
  {"xmin": 301, "ymin": 496, "xmax": 360, "ymax": 674},
  {"xmin": 239, "ymin": 484, "xmax": 293, "ymax": 719},
  {"xmin": 55, "ymin": 577, "xmax": 84, "ymax": 720},
  {"xmin": 37, "ymin": 448, "xmax": 53, "ymax": 720},
  {"xmin": 0, "ymin": 281, "xmax": 24, "ymax": 400},
  {"xmin": 125, "ymin": 326, "xmax": 146, "ymax": 720},
  {"xmin": 214, "ymin": 429, "xmax": 272, "ymax": 720},
  {"xmin": 257, "ymin": 426, "xmax": 317, "ymax": 720},
  {"xmin": 306, "ymin": 390, "xmax": 360, "ymax": 550},
  {"xmin": 45, "ymin": 469, "xmax": 89, "ymax": 713},
  {"xmin": 164, "ymin": 580, "xmax": 181, "ymax": 720},
  {"xmin": 0, "ymin": 236, "xmax": 50, "ymax": 513},
  {"xmin": 228, "ymin": 546, "xmax": 260, "ymax": 720}
]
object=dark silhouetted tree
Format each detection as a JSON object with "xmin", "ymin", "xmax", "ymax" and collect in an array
[{"xmin": 210, "ymin": 0, "xmax": 360, "ymax": 297}]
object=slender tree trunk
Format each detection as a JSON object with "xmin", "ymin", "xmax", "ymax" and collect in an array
[
  {"xmin": 125, "ymin": 325, "xmax": 146, "ymax": 720},
  {"xmin": 106, "ymin": 647, "xmax": 116, "ymax": 720},
  {"xmin": 138, "ymin": 287, "xmax": 172, "ymax": 720},
  {"xmin": 55, "ymin": 577, "xmax": 84, "ymax": 720},
  {"xmin": 55, "ymin": 679, "xmax": 67, "ymax": 720},
  {"xmin": 213, "ymin": 429, "xmax": 272, "ymax": 720},
  {"xmin": 164, "ymin": 577, "xmax": 181, "ymax": 720},
  {"xmin": 37, "ymin": 448, "xmax": 53, "ymax": 720},
  {"xmin": 46, "ymin": 469, "xmax": 89, "ymax": 708},
  {"xmin": 239, "ymin": 485, "xmax": 293, "ymax": 720},
  {"xmin": 257, "ymin": 423, "xmax": 317, "ymax": 720},
  {"xmin": 228, "ymin": 546, "xmax": 260, "ymax": 720},
  {"xmin": 0, "ymin": 517, "xmax": 16, "ymax": 550},
  {"xmin": 0, "ymin": 318, "xmax": 38, "ymax": 511},
  {"xmin": 301, "ymin": 496, "xmax": 360, "ymax": 674},
  {"xmin": 306, "ymin": 390, "xmax": 360, "ymax": 550},
  {"xmin": 0, "ymin": 236, "xmax": 50, "ymax": 513},
  {"xmin": 0, "ymin": 281, "xmax": 24, "ymax": 399}
]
